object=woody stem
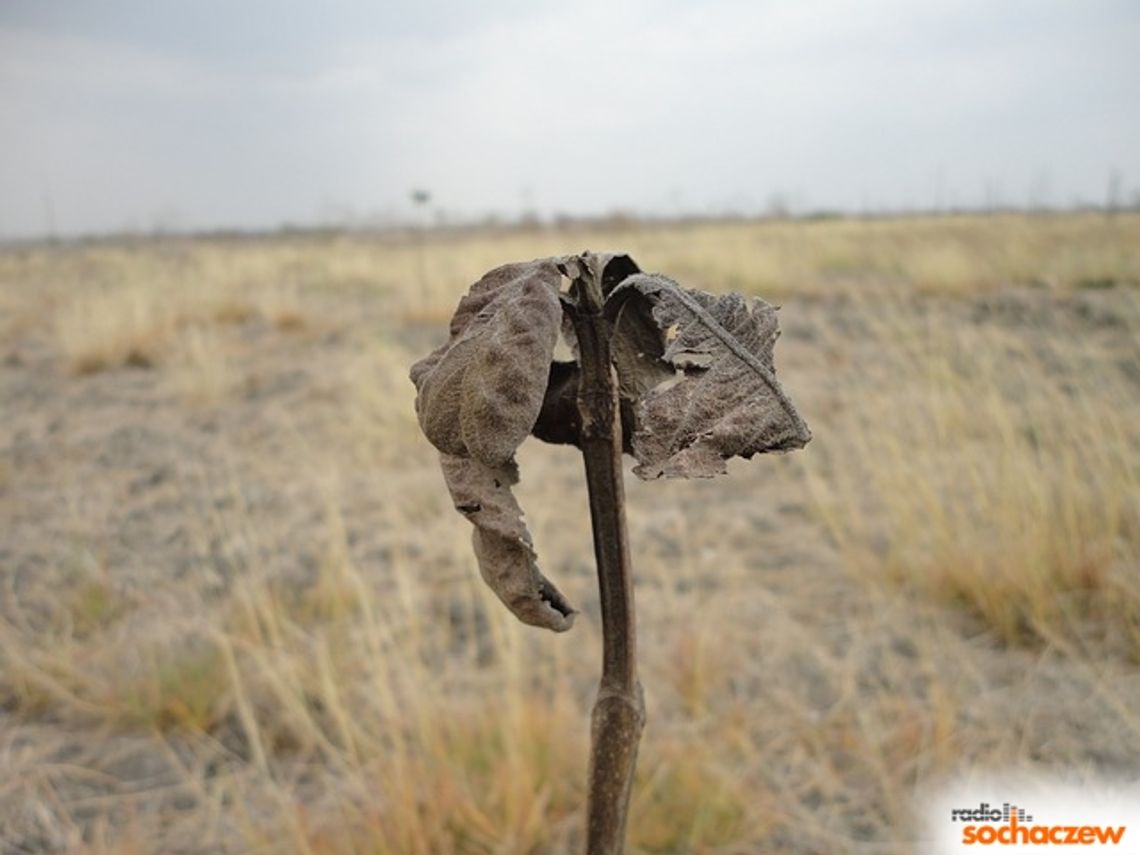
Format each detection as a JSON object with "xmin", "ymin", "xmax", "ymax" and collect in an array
[{"xmin": 571, "ymin": 268, "xmax": 645, "ymax": 855}]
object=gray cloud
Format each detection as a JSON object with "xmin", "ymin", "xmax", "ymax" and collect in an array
[{"xmin": 2, "ymin": 0, "xmax": 1138, "ymax": 238}]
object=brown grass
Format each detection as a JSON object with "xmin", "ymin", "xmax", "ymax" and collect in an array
[{"xmin": 1, "ymin": 213, "xmax": 1139, "ymax": 852}]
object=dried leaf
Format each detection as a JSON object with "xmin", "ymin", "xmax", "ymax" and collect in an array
[
  {"xmin": 410, "ymin": 258, "xmax": 564, "ymax": 464},
  {"xmin": 555, "ymin": 252, "xmax": 640, "ymax": 298},
  {"xmin": 608, "ymin": 283, "xmax": 674, "ymax": 400},
  {"xmin": 607, "ymin": 274, "xmax": 812, "ymax": 479},
  {"xmin": 440, "ymin": 454, "xmax": 576, "ymax": 632},
  {"xmin": 554, "ymin": 252, "xmax": 641, "ymax": 359},
  {"xmin": 531, "ymin": 360, "xmax": 638, "ymax": 453},
  {"xmin": 410, "ymin": 258, "xmax": 576, "ymax": 631},
  {"xmin": 531, "ymin": 360, "xmax": 583, "ymax": 448}
]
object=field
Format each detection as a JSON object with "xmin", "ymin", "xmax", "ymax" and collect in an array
[{"xmin": 2, "ymin": 213, "xmax": 1139, "ymax": 853}]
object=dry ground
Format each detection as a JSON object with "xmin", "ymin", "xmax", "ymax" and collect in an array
[{"xmin": 1, "ymin": 214, "xmax": 1139, "ymax": 853}]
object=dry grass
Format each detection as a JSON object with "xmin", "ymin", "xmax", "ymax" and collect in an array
[
  {"xmin": 1, "ymin": 213, "xmax": 1139, "ymax": 853},
  {"xmin": 804, "ymin": 286, "xmax": 1140, "ymax": 654}
]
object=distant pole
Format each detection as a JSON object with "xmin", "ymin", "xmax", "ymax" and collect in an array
[{"xmin": 410, "ymin": 189, "xmax": 432, "ymax": 292}]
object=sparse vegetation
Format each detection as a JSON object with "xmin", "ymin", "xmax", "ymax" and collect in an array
[{"xmin": 2, "ymin": 213, "xmax": 1139, "ymax": 852}]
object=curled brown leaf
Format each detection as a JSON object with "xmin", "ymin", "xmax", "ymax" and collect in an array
[
  {"xmin": 606, "ymin": 274, "xmax": 812, "ymax": 479},
  {"xmin": 440, "ymin": 454, "xmax": 575, "ymax": 632},
  {"xmin": 410, "ymin": 258, "xmax": 577, "ymax": 631},
  {"xmin": 410, "ymin": 258, "xmax": 564, "ymax": 464}
]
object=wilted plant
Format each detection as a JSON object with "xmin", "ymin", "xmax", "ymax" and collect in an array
[{"xmin": 410, "ymin": 252, "xmax": 810, "ymax": 852}]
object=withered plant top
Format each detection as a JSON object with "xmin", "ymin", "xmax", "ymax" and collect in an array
[{"xmin": 410, "ymin": 252, "xmax": 810, "ymax": 631}]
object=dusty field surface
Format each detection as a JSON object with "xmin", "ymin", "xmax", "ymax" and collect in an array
[{"xmin": 2, "ymin": 214, "xmax": 1139, "ymax": 853}]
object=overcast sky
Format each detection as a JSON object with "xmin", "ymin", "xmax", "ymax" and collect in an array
[{"xmin": 2, "ymin": 0, "xmax": 1138, "ymax": 238}]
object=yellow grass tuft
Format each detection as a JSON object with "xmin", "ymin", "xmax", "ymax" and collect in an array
[{"xmin": 56, "ymin": 285, "xmax": 170, "ymax": 373}]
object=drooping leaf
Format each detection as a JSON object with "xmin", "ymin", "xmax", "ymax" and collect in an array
[
  {"xmin": 439, "ymin": 454, "xmax": 575, "ymax": 632},
  {"xmin": 410, "ymin": 258, "xmax": 565, "ymax": 464},
  {"xmin": 606, "ymin": 273, "xmax": 812, "ymax": 479},
  {"xmin": 409, "ymin": 258, "xmax": 577, "ymax": 631}
]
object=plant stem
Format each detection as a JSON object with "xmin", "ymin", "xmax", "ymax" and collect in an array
[{"xmin": 571, "ymin": 266, "xmax": 645, "ymax": 854}]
